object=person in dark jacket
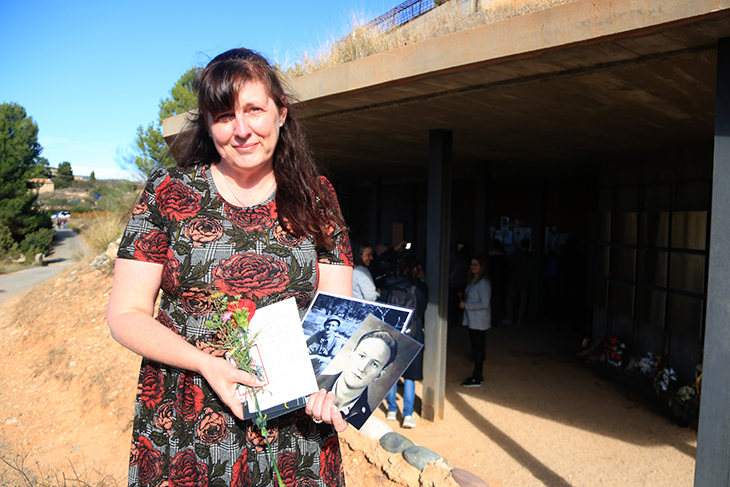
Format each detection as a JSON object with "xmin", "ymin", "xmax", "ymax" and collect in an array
[{"xmin": 381, "ymin": 255, "xmax": 427, "ymax": 428}]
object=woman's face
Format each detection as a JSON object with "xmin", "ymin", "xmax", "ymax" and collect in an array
[
  {"xmin": 470, "ymin": 259, "xmax": 482, "ymax": 276},
  {"xmin": 206, "ymin": 80, "xmax": 287, "ymax": 176},
  {"xmin": 361, "ymin": 247, "xmax": 373, "ymax": 267}
]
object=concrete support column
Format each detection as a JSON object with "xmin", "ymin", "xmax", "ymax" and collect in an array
[
  {"xmin": 423, "ymin": 129, "xmax": 452, "ymax": 422},
  {"xmin": 695, "ymin": 37, "xmax": 730, "ymax": 487}
]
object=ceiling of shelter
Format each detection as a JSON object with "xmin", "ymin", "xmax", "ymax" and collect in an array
[{"xmin": 295, "ymin": 13, "xmax": 730, "ymax": 183}]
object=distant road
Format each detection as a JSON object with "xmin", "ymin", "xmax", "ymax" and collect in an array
[{"xmin": 0, "ymin": 228, "xmax": 88, "ymax": 307}]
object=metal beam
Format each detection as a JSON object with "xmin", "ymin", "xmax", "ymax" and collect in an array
[
  {"xmin": 695, "ymin": 36, "xmax": 730, "ymax": 487},
  {"xmin": 423, "ymin": 129, "xmax": 452, "ymax": 422}
]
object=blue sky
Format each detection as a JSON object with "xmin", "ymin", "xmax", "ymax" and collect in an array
[{"xmin": 0, "ymin": 0, "xmax": 402, "ymax": 180}]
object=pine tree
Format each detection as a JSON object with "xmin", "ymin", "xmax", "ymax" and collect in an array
[{"xmin": 0, "ymin": 103, "xmax": 51, "ymax": 242}]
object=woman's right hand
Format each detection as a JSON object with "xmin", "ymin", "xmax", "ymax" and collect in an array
[{"xmin": 198, "ymin": 353, "xmax": 263, "ymax": 420}]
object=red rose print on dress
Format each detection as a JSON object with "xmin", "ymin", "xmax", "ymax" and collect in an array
[
  {"xmin": 157, "ymin": 175, "xmax": 201, "ymax": 221},
  {"xmin": 132, "ymin": 191, "xmax": 149, "ymax": 216},
  {"xmin": 168, "ymin": 449, "xmax": 208, "ymax": 487},
  {"xmin": 136, "ymin": 436, "xmax": 163, "ymax": 486},
  {"xmin": 157, "ymin": 311, "xmax": 176, "ymax": 332},
  {"xmin": 246, "ymin": 422, "xmax": 278, "ymax": 452},
  {"xmin": 319, "ymin": 435, "xmax": 342, "ymax": 487},
  {"xmin": 195, "ymin": 340, "xmax": 227, "ymax": 357},
  {"xmin": 338, "ymin": 235, "xmax": 353, "ymax": 266},
  {"xmin": 160, "ymin": 250, "xmax": 180, "ymax": 293},
  {"xmin": 184, "ymin": 217, "xmax": 224, "ymax": 246},
  {"xmin": 231, "ymin": 451, "xmax": 251, "ymax": 487},
  {"xmin": 277, "ymin": 451, "xmax": 297, "ymax": 486},
  {"xmin": 272, "ymin": 224, "xmax": 305, "ymax": 248},
  {"xmin": 175, "ymin": 373, "xmax": 204, "ymax": 422},
  {"xmin": 179, "ymin": 287, "xmax": 214, "ymax": 316},
  {"xmin": 294, "ymin": 478, "xmax": 318, "ymax": 487},
  {"xmin": 196, "ymin": 407, "xmax": 229, "ymax": 445},
  {"xmin": 154, "ymin": 400, "xmax": 175, "ymax": 434},
  {"xmin": 225, "ymin": 201, "xmax": 277, "ymax": 231},
  {"xmin": 212, "ymin": 254, "xmax": 290, "ymax": 298},
  {"xmin": 134, "ymin": 229, "xmax": 170, "ymax": 265},
  {"xmin": 274, "ymin": 291, "xmax": 312, "ymax": 310},
  {"xmin": 140, "ymin": 364, "xmax": 164, "ymax": 410}
]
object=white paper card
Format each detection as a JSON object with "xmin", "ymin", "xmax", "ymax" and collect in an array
[{"xmin": 240, "ymin": 298, "xmax": 319, "ymax": 414}]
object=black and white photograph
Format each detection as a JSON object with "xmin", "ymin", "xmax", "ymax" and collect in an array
[
  {"xmin": 302, "ymin": 291, "xmax": 415, "ymax": 375},
  {"xmin": 302, "ymin": 292, "xmax": 422, "ymax": 429}
]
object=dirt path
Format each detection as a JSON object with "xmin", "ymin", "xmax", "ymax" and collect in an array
[{"xmin": 0, "ymin": 256, "xmax": 697, "ymax": 486}]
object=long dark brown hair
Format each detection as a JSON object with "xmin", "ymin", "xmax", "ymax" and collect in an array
[{"xmin": 176, "ymin": 48, "xmax": 346, "ymax": 249}]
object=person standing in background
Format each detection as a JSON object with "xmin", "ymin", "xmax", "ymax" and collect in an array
[
  {"xmin": 460, "ymin": 255, "xmax": 491, "ymax": 387},
  {"xmin": 352, "ymin": 242, "xmax": 379, "ymax": 301}
]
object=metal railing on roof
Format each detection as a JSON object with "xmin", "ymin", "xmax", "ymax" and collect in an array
[{"xmin": 365, "ymin": 0, "xmax": 439, "ymax": 31}]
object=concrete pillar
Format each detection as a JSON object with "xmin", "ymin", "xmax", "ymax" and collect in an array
[
  {"xmin": 694, "ymin": 37, "xmax": 730, "ymax": 487},
  {"xmin": 423, "ymin": 129, "xmax": 452, "ymax": 422}
]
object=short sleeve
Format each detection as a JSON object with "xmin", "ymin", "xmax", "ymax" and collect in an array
[
  {"xmin": 117, "ymin": 168, "xmax": 171, "ymax": 265},
  {"xmin": 316, "ymin": 176, "xmax": 354, "ymax": 267}
]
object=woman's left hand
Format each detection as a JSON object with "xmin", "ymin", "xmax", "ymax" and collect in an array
[
  {"xmin": 305, "ymin": 389, "xmax": 348, "ymax": 432},
  {"xmin": 459, "ymin": 301, "xmax": 466, "ymax": 309}
]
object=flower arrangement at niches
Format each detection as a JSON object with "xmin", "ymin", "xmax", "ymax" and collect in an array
[
  {"xmin": 626, "ymin": 351, "xmax": 661, "ymax": 379},
  {"xmin": 601, "ymin": 335, "xmax": 631, "ymax": 367},
  {"xmin": 205, "ymin": 292, "xmax": 285, "ymax": 487}
]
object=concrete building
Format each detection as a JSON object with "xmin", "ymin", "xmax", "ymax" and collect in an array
[{"xmin": 164, "ymin": 1, "xmax": 730, "ymax": 483}]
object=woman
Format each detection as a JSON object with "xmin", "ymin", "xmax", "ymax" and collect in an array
[
  {"xmin": 352, "ymin": 242, "xmax": 379, "ymax": 301},
  {"xmin": 459, "ymin": 255, "xmax": 491, "ymax": 387},
  {"xmin": 107, "ymin": 48, "xmax": 353, "ymax": 487},
  {"xmin": 382, "ymin": 255, "xmax": 427, "ymax": 428}
]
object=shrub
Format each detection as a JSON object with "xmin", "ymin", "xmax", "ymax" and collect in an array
[{"xmin": 19, "ymin": 227, "xmax": 55, "ymax": 257}]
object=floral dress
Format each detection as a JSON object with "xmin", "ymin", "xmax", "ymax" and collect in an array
[{"xmin": 117, "ymin": 165, "xmax": 353, "ymax": 487}]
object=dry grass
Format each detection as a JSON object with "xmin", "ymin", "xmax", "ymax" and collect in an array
[
  {"xmin": 77, "ymin": 213, "xmax": 126, "ymax": 255},
  {"xmin": 283, "ymin": 0, "xmax": 576, "ymax": 78},
  {"xmin": 0, "ymin": 451, "xmax": 119, "ymax": 487}
]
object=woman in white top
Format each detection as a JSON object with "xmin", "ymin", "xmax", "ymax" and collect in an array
[
  {"xmin": 459, "ymin": 255, "xmax": 491, "ymax": 387},
  {"xmin": 352, "ymin": 242, "xmax": 380, "ymax": 301}
]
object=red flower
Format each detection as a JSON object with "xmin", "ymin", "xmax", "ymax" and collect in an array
[
  {"xmin": 184, "ymin": 217, "xmax": 224, "ymax": 246},
  {"xmin": 227, "ymin": 298, "xmax": 257, "ymax": 321},
  {"xmin": 231, "ymin": 451, "xmax": 251, "ymax": 487},
  {"xmin": 196, "ymin": 407, "xmax": 229, "ymax": 445},
  {"xmin": 161, "ymin": 250, "xmax": 180, "ymax": 293},
  {"xmin": 319, "ymin": 436, "xmax": 342, "ymax": 486},
  {"xmin": 277, "ymin": 451, "xmax": 297, "ymax": 487},
  {"xmin": 136, "ymin": 436, "xmax": 163, "ymax": 486},
  {"xmin": 154, "ymin": 400, "xmax": 175, "ymax": 434},
  {"xmin": 212, "ymin": 254, "xmax": 290, "ymax": 299},
  {"xmin": 132, "ymin": 191, "xmax": 149, "ymax": 215},
  {"xmin": 175, "ymin": 373, "xmax": 204, "ymax": 422},
  {"xmin": 134, "ymin": 229, "xmax": 170, "ymax": 264},
  {"xmin": 169, "ymin": 449, "xmax": 208, "ymax": 487},
  {"xmin": 225, "ymin": 201, "xmax": 276, "ymax": 231},
  {"xmin": 140, "ymin": 364, "xmax": 164, "ymax": 410},
  {"xmin": 272, "ymin": 224, "xmax": 305, "ymax": 248},
  {"xmin": 179, "ymin": 287, "xmax": 214, "ymax": 316},
  {"xmin": 157, "ymin": 175, "xmax": 201, "ymax": 221}
]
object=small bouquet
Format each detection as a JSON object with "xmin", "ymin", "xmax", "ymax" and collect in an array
[
  {"xmin": 601, "ymin": 335, "xmax": 630, "ymax": 367},
  {"xmin": 205, "ymin": 292, "xmax": 284, "ymax": 487}
]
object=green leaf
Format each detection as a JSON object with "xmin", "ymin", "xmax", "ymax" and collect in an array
[
  {"xmin": 173, "ymin": 241, "xmax": 191, "ymax": 256},
  {"xmin": 195, "ymin": 443, "xmax": 210, "ymax": 459},
  {"xmin": 262, "ymin": 245, "xmax": 291, "ymax": 258},
  {"xmin": 150, "ymin": 431, "xmax": 169, "ymax": 447}
]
